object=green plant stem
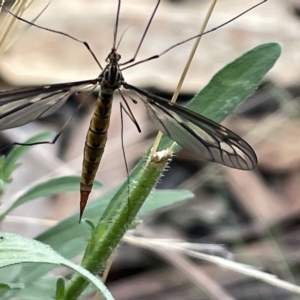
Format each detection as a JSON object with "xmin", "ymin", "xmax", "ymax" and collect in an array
[{"xmin": 64, "ymin": 151, "xmax": 171, "ymax": 299}]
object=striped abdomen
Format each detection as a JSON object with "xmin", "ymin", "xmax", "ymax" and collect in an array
[
  {"xmin": 80, "ymin": 91, "xmax": 113, "ymax": 219},
  {"xmin": 79, "ymin": 50, "xmax": 123, "ymax": 220}
]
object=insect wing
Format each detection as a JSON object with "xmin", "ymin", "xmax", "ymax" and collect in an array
[
  {"xmin": 124, "ymin": 84, "xmax": 257, "ymax": 170},
  {"xmin": 0, "ymin": 80, "xmax": 97, "ymax": 130}
]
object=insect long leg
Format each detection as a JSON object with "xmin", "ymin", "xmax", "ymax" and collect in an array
[
  {"xmin": 119, "ymin": 102, "xmax": 130, "ymax": 173},
  {"xmin": 1, "ymin": 5, "xmax": 103, "ymax": 70},
  {"xmin": 159, "ymin": 0, "xmax": 268, "ymax": 58},
  {"xmin": 121, "ymin": 0, "xmax": 268, "ymax": 71},
  {"xmin": 119, "ymin": 90, "xmax": 141, "ymax": 133},
  {"xmin": 118, "ymin": 0, "xmax": 160, "ymax": 66},
  {"xmin": 119, "ymin": 101, "xmax": 131, "ymax": 218}
]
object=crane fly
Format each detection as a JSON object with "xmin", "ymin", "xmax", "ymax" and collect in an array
[{"xmin": 0, "ymin": 0, "xmax": 262, "ymax": 220}]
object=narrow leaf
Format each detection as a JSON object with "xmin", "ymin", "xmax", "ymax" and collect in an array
[{"xmin": 0, "ymin": 176, "xmax": 102, "ymax": 221}]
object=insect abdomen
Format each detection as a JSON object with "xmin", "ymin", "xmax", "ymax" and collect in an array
[{"xmin": 80, "ymin": 92, "xmax": 113, "ymax": 219}]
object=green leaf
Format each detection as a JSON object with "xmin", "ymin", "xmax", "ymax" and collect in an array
[
  {"xmin": 0, "ymin": 232, "xmax": 114, "ymax": 300},
  {"xmin": 0, "ymin": 186, "xmax": 192, "ymax": 300},
  {"xmin": 0, "ymin": 176, "xmax": 102, "ymax": 221},
  {"xmin": 36, "ymin": 188, "xmax": 192, "ymax": 254}
]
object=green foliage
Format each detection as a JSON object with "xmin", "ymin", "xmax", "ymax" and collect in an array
[
  {"xmin": 0, "ymin": 43, "xmax": 281, "ymax": 299},
  {"xmin": 0, "ymin": 175, "xmax": 102, "ymax": 221},
  {"xmin": 0, "ymin": 232, "xmax": 114, "ymax": 299}
]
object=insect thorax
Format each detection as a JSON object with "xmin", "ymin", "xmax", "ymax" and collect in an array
[{"xmin": 99, "ymin": 51, "xmax": 124, "ymax": 92}]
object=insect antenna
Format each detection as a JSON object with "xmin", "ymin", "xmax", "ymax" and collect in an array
[
  {"xmin": 115, "ymin": 27, "xmax": 131, "ymax": 52},
  {"xmin": 112, "ymin": 0, "xmax": 121, "ymax": 50}
]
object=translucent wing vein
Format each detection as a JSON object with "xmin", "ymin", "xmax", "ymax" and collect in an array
[
  {"xmin": 0, "ymin": 80, "xmax": 97, "ymax": 130},
  {"xmin": 124, "ymin": 83, "xmax": 257, "ymax": 170}
]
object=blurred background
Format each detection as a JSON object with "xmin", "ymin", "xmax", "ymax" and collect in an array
[{"xmin": 1, "ymin": 0, "xmax": 300, "ymax": 299}]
